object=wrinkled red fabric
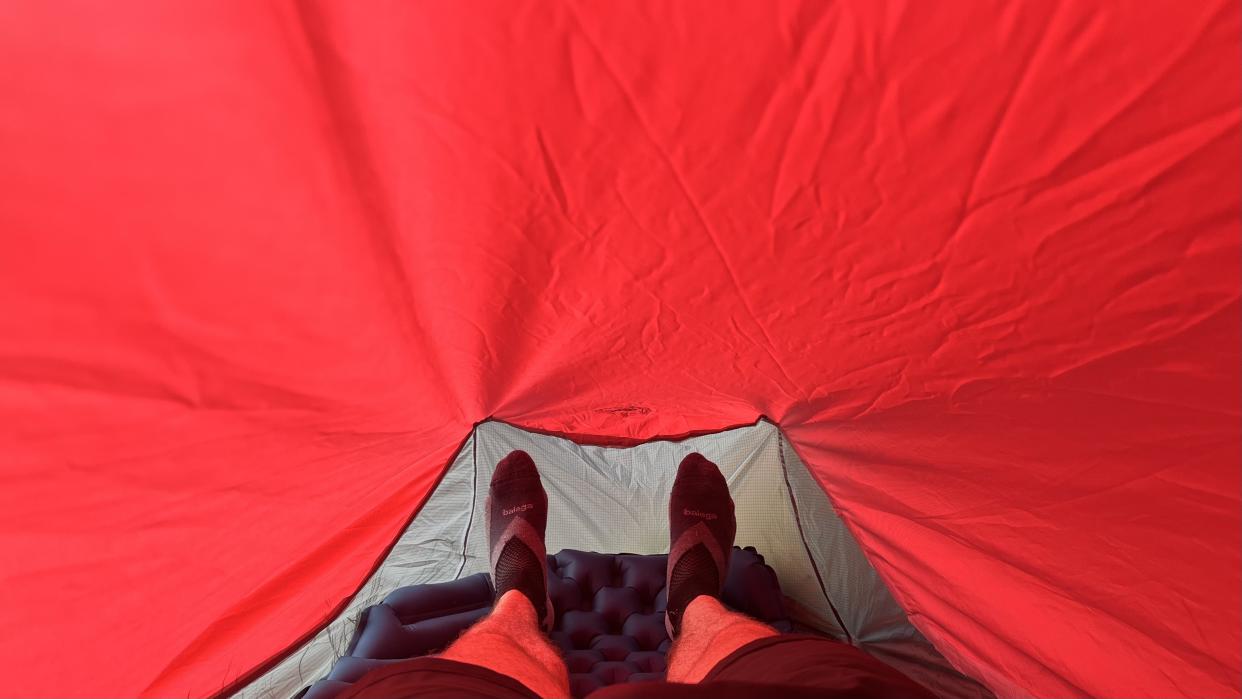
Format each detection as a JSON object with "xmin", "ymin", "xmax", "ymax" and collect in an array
[{"xmin": 1, "ymin": 2, "xmax": 1237, "ymax": 698}]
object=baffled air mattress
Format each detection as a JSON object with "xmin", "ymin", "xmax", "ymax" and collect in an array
[{"xmin": 298, "ymin": 548, "xmax": 792, "ymax": 699}]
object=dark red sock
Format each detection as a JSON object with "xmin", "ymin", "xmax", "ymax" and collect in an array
[
  {"xmin": 486, "ymin": 450, "xmax": 553, "ymax": 631},
  {"xmin": 665, "ymin": 452, "xmax": 736, "ymax": 637}
]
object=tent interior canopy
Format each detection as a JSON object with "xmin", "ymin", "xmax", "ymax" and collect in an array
[{"xmin": 0, "ymin": 2, "xmax": 1238, "ymax": 699}]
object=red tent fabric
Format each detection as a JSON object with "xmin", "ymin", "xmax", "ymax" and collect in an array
[{"xmin": 1, "ymin": 2, "xmax": 1238, "ymax": 697}]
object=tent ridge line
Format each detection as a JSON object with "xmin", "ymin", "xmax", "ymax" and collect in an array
[{"xmin": 484, "ymin": 414, "xmax": 778, "ymax": 448}]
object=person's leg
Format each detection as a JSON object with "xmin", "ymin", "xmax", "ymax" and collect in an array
[
  {"xmin": 663, "ymin": 453, "xmax": 737, "ymax": 637},
  {"xmin": 438, "ymin": 450, "xmax": 568, "ymax": 698},
  {"xmin": 662, "ymin": 452, "xmax": 769, "ymax": 683},
  {"xmin": 438, "ymin": 589, "xmax": 570, "ymax": 698},
  {"xmin": 665, "ymin": 595, "xmax": 777, "ymax": 683},
  {"xmin": 655, "ymin": 456, "xmax": 935, "ymax": 698}
]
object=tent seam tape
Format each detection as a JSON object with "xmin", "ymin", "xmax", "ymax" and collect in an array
[
  {"xmin": 454, "ymin": 430, "xmax": 479, "ymax": 580},
  {"xmin": 777, "ymin": 431, "xmax": 853, "ymax": 645}
]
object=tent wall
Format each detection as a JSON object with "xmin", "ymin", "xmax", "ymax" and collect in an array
[
  {"xmin": 1, "ymin": 2, "xmax": 1236, "ymax": 697},
  {"xmin": 233, "ymin": 433, "xmax": 482, "ymax": 699}
]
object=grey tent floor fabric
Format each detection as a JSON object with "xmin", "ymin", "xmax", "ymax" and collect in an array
[{"xmin": 234, "ymin": 419, "xmax": 989, "ymax": 699}]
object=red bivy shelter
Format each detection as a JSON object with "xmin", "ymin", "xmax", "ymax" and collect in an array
[{"xmin": 0, "ymin": 3, "xmax": 1238, "ymax": 698}]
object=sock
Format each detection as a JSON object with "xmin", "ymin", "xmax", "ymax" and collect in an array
[
  {"xmin": 486, "ymin": 450, "xmax": 553, "ymax": 631},
  {"xmin": 665, "ymin": 452, "xmax": 736, "ymax": 637}
]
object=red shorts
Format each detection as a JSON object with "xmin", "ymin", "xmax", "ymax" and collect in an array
[{"xmin": 338, "ymin": 634, "xmax": 937, "ymax": 699}]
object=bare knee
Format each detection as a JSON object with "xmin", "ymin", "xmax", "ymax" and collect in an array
[
  {"xmin": 667, "ymin": 596, "xmax": 777, "ymax": 683},
  {"xmin": 439, "ymin": 592, "xmax": 570, "ymax": 697}
]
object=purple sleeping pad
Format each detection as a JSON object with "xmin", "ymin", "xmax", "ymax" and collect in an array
[{"xmin": 298, "ymin": 547, "xmax": 792, "ymax": 699}]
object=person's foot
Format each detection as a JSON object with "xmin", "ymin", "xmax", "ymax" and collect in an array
[
  {"xmin": 665, "ymin": 452, "xmax": 736, "ymax": 638},
  {"xmin": 486, "ymin": 450, "xmax": 554, "ymax": 631}
]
